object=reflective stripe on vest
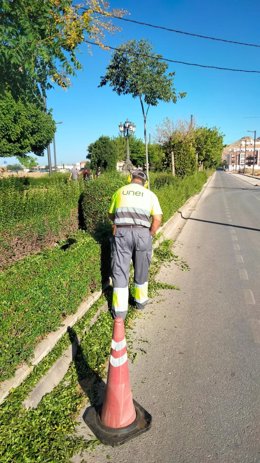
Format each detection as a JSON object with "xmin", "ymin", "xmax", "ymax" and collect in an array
[{"xmin": 114, "ymin": 206, "xmax": 151, "ymax": 228}]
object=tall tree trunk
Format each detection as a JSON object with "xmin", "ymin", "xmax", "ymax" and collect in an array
[{"xmin": 140, "ymin": 97, "xmax": 150, "ymax": 189}]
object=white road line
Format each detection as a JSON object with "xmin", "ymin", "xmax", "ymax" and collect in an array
[
  {"xmin": 236, "ymin": 255, "xmax": 244, "ymax": 264},
  {"xmin": 252, "ymin": 194, "xmax": 260, "ymax": 201},
  {"xmin": 248, "ymin": 319, "xmax": 260, "ymax": 344},
  {"xmin": 231, "ymin": 235, "xmax": 238, "ymax": 242},
  {"xmin": 243, "ymin": 289, "xmax": 256, "ymax": 305},
  {"xmin": 233, "ymin": 243, "xmax": 240, "ymax": 251},
  {"xmin": 239, "ymin": 268, "xmax": 249, "ymax": 280},
  {"xmin": 230, "ymin": 229, "xmax": 236, "ymax": 235}
]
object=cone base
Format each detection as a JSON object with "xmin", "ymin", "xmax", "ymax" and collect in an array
[{"xmin": 83, "ymin": 400, "xmax": 152, "ymax": 447}]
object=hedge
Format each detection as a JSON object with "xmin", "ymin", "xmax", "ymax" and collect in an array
[
  {"xmin": 0, "ymin": 177, "xmax": 85, "ymax": 269},
  {"xmin": 0, "ymin": 231, "xmax": 101, "ymax": 381},
  {"xmin": 0, "ymin": 170, "xmax": 210, "ymax": 381},
  {"xmin": 81, "ymin": 171, "xmax": 126, "ymax": 236}
]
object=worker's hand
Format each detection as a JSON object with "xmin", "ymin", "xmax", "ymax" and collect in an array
[{"xmin": 112, "ymin": 224, "xmax": 117, "ymax": 236}]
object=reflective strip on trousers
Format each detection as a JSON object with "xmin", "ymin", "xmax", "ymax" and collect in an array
[
  {"xmin": 134, "ymin": 281, "xmax": 148, "ymax": 303},
  {"xmin": 112, "ymin": 286, "xmax": 128, "ymax": 314}
]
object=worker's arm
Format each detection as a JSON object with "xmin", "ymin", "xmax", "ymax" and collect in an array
[
  {"xmin": 108, "ymin": 213, "xmax": 115, "ymax": 221},
  {"xmin": 108, "ymin": 213, "xmax": 117, "ymax": 235},
  {"xmin": 150, "ymin": 214, "xmax": 162, "ymax": 236}
]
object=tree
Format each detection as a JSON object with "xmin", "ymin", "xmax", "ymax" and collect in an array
[
  {"xmin": 148, "ymin": 143, "xmax": 165, "ymax": 171},
  {"xmin": 1, "ymin": 0, "xmax": 126, "ymax": 100},
  {"xmin": 169, "ymin": 131, "xmax": 196, "ymax": 177},
  {"xmin": 17, "ymin": 155, "xmax": 38, "ymax": 169},
  {"xmin": 156, "ymin": 118, "xmax": 196, "ymax": 176},
  {"xmin": 99, "ymin": 39, "xmax": 186, "ymax": 187},
  {"xmin": 87, "ymin": 136, "xmax": 117, "ymax": 171},
  {"xmin": 194, "ymin": 127, "xmax": 224, "ymax": 168},
  {"xmin": 0, "ymin": 92, "xmax": 55, "ymax": 157},
  {"xmin": 112, "ymin": 136, "xmax": 146, "ymax": 167}
]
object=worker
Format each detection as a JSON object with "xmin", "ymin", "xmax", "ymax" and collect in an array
[{"xmin": 108, "ymin": 169, "xmax": 162, "ymax": 319}]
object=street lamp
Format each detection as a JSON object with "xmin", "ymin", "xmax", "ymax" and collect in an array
[
  {"xmin": 119, "ymin": 119, "xmax": 136, "ymax": 169},
  {"xmin": 247, "ymin": 130, "xmax": 256, "ymax": 176}
]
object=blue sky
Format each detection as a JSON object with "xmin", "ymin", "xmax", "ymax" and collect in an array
[{"xmin": 3, "ymin": 0, "xmax": 260, "ymax": 166}]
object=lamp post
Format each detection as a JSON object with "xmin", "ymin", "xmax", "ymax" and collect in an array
[
  {"xmin": 119, "ymin": 119, "xmax": 136, "ymax": 170},
  {"xmin": 247, "ymin": 130, "xmax": 256, "ymax": 176},
  {"xmin": 242, "ymin": 138, "xmax": 248, "ymax": 174}
]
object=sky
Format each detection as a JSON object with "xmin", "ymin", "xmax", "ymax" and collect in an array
[{"xmin": 2, "ymin": 0, "xmax": 260, "ymax": 166}]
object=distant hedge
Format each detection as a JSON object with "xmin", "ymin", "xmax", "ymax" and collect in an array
[{"xmin": 0, "ymin": 231, "xmax": 101, "ymax": 381}]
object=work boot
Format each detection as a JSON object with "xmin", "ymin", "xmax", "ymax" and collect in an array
[{"xmin": 134, "ymin": 299, "xmax": 151, "ymax": 311}]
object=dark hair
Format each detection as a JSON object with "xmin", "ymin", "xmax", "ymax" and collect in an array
[{"xmin": 131, "ymin": 169, "xmax": 147, "ymax": 183}]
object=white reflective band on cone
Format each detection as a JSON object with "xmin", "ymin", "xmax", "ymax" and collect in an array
[
  {"xmin": 110, "ymin": 352, "xmax": 128, "ymax": 367},
  {"xmin": 111, "ymin": 338, "xmax": 126, "ymax": 351}
]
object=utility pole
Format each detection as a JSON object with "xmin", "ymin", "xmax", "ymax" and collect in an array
[
  {"xmin": 252, "ymin": 131, "xmax": 256, "ymax": 176},
  {"xmin": 47, "ymin": 144, "xmax": 52, "ymax": 175},
  {"xmin": 171, "ymin": 150, "xmax": 175, "ymax": 176},
  {"xmin": 247, "ymin": 130, "xmax": 256, "ymax": 176}
]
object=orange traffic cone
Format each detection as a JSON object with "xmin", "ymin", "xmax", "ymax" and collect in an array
[
  {"xmin": 100, "ymin": 317, "xmax": 136, "ymax": 428},
  {"xmin": 83, "ymin": 317, "xmax": 152, "ymax": 446}
]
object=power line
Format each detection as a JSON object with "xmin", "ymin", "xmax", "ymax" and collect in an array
[
  {"xmin": 86, "ymin": 40, "xmax": 260, "ymax": 74},
  {"xmin": 86, "ymin": 9, "xmax": 260, "ymax": 49}
]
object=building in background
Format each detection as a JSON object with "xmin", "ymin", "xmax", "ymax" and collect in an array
[{"xmin": 222, "ymin": 136, "xmax": 260, "ymax": 172}]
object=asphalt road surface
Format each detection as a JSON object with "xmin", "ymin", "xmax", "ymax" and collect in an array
[{"xmin": 75, "ymin": 171, "xmax": 260, "ymax": 463}]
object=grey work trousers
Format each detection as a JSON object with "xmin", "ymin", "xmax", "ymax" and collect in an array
[{"xmin": 111, "ymin": 226, "xmax": 152, "ymax": 319}]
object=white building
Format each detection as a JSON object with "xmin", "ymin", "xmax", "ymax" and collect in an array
[{"xmin": 222, "ymin": 136, "xmax": 260, "ymax": 173}]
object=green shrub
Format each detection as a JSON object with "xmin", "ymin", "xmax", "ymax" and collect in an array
[
  {"xmin": 154, "ymin": 171, "xmax": 208, "ymax": 223},
  {"xmin": 0, "ymin": 179, "xmax": 85, "ymax": 269},
  {"xmin": 81, "ymin": 171, "xmax": 126, "ymax": 236},
  {"xmin": 0, "ymin": 172, "xmax": 70, "ymax": 191},
  {"xmin": 0, "ymin": 231, "xmax": 101, "ymax": 381}
]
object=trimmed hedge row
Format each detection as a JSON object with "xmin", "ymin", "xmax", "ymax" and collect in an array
[
  {"xmin": 0, "ymin": 179, "xmax": 85, "ymax": 269},
  {"xmin": 155, "ymin": 171, "xmax": 208, "ymax": 223},
  {"xmin": 0, "ymin": 170, "xmax": 210, "ymax": 381},
  {"xmin": 0, "ymin": 172, "xmax": 70, "ymax": 190},
  {"xmin": 81, "ymin": 172, "xmax": 126, "ymax": 235},
  {"xmin": 0, "ymin": 231, "xmax": 101, "ymax": 381}
]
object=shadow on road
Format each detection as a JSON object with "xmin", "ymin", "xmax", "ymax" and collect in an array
[{"xmin": 178, "ymin": 211, "xmax": 260, "ymax": 233}]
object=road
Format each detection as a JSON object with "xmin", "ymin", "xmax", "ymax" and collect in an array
[{"xmin": 75, "ymin": 171, "xmax": 260, "ymax": 463}]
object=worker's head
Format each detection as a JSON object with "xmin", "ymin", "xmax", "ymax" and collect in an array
[{"xmin": 131, "ymin": 169, "xmax": 147, "ymax": 186}]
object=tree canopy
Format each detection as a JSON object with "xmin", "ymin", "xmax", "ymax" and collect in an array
[
  {"xmin": 0, "ymin": 1, "xmax": 125, "ymax": 158},
  {"xmin": 194, "ymin": 127, "xmax": 224, "ymax": 168},
  {"xmin": 0, "ymin": 92, "xmax": 55, "ymax": 157},
  {"xmin": 1, "ymin": 0, "xmax": 126, "ymax": 100},
  {"xmin": 87, "ymin": 136, "xmax": 117, "ymax": 171},
  {"xmin": 99, "ymin": 39, "xmax": 186, "ymax": 185}
]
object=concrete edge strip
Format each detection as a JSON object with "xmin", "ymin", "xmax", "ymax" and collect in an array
[
  {"xmin": 0, "ymin": 290, "xmax": 102, "ymax": 405},
  {"xmin": 22, "ymin": 302, "xmax": 108, "ymax": 409}
]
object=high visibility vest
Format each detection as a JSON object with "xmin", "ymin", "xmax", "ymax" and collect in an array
[{"xmin": 109, "ymin": 182, "xmax": 162, "ymax": 228}]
